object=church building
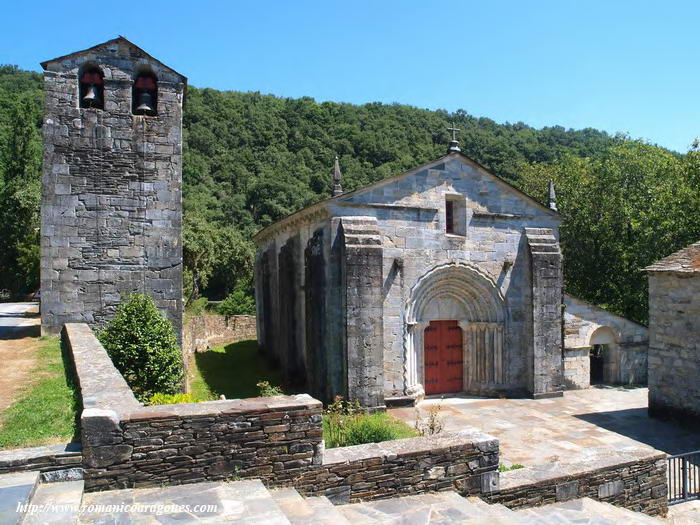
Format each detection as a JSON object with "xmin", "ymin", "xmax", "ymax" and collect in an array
[{"xmin": 254, "ymin": 138, "xmax": 565, "ymax": 409}]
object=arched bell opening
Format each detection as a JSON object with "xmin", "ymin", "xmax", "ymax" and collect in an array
[
  {"xmin": 404, "ymin": 262, "xmax": 507, "ymax": 398},
  {"xmin": 78, "ymin": 63, "xmax": 104, "ymax": 110},
  {"xmin": 133, "ymin": 68, "xmax": 158, "ymax": 116}
]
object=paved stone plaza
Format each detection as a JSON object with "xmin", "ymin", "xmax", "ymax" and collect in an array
[{"xmin": 390, "ymin": 386, "xmax": 700, "ymax": 468}]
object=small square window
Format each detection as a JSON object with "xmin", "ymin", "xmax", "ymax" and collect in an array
[{"xmin": 445, "ymin": 195, "xmax": 466, "ymax": 236}]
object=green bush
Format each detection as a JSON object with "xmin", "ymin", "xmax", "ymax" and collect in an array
[
  {"xmin": 148, "ymin": 393, "xmax": 194, "ymax": 405},
  {"xmin": 186, "ymin": 296, "xmax": 209, "ymax": 316},
  {"xmin": 218, "ymin": 286, "xmax": 256, "ymax": 316},
  {"xmin": 256, "ymin": 380, "xmax": 283, "ymax": 397},
  {"xmin": 98, "ymin": 293, "xmax": 184, "ymax": 402}
]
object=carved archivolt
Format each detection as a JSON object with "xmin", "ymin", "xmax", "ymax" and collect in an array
[{"xmin": 406, "ymin": 262, "xmax": 505, "ymax": 324}]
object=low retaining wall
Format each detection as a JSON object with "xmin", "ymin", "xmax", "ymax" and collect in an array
[
  {"xmin": 0, "ymin": 443, "xmax": 82, "ymax": 476},
  {"xmin": 183, "ymin": 314, "xmax": 256, "ymax": 355},
  {"xmin": 485, "ymin": 448, "xmax": 667, "ymax": 516},
  {"xmin": 296, "ymin": 431, "xmax": 499, "ymax": 504},
  {"xmin": 63, "ymin": 322, "xmax": 500, "ymax": 499}
]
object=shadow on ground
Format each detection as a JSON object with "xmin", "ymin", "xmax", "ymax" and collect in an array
[
  {"xmin": 193, "ymin": 340, "xmax": 289, "ymax": 400},
  {"xmin": 576, "ymin": 408, "xmax": 700, "ymax": 455}
]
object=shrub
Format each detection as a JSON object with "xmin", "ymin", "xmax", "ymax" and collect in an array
[
  {"xmin": 98, "ymin": 293, "xmax": 184, "ymax": 402},
  {"xmin": 186, "ymin": 296, "xmax": 209, "ymax": 316},
  {"xmin": 148, "ymin": 393, "xmax": 194, "ymax": 405},
  {"xmin": 218, "ymin": 286, "xmax": 256, "ymax": 316},
  {"xmin": 256, "ymin": 380, "xmax": 283, "ymax": 397}
]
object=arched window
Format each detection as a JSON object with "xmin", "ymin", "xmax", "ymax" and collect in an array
[
  {"xmin": 133, "ymin": 70, "xmax": 158, "ymax": 116},
  {"xmin": 79, "ymin": 65, "xmax": 104, "ymax": 109}
]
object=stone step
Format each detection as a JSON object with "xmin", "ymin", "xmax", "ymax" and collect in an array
[
  {"xmin": 23, "ymin": 480, "xmax": 84, "ymax": 525},
  {"xmin": 0, "ymin": 470, "xmax": 40, "ymax": 525},
  {"xmin": 337, "ymin": 491, "xmax": 521, "ymax": 524},
  {"xmin": 79, "ymin": 479, "xmax": 291, "ymax": 524},
  {"xmin": 515, "ymin": 497, "xmax": 664, "ymax": 525},
  {"xmin": 271, "ymin": 488, "xmax": 352, "ymax": 525}
]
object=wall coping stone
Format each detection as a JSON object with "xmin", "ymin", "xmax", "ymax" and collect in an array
[
  {"xmin": 125, "ymin": 394, "xmax": 322, "ymax": 421},
  {"xmin": 323, "ymin": 429, "xmax": 498, "ymax": 465},
  {"xmin": 498, "ymin": 446, "xmax": 666, "ymax": 490},
  {"xmin": 0, "ymin": 442, "xmax": 82, "ymax": 465},
  {"xmin": 63, "ymin": 323, "xmax": 141, "ymax": 418}
]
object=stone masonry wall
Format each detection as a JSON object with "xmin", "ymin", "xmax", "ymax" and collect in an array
[
  {"xmin": 41, "ymin": 38, "xmax": 184, "ymax": 344},
  {"xmin": 182, "ymin": 314, "xmax": 256, "ymax": 356},
  {"xmin": 0, "ymin": 443, "xmax": 82, "ymax": 477},
  {"xmin": 65, "ymin": 322, "xmax": 500, "ymax": 499},
  {"xmin": 296, "ymin": 431, "xmax": 499, "ymax": 504},
  {"xmin": 485, "ymin": 448, "xmax": 667, "ymax": 517},
  {"xmin": 648, "ymin": 272, "xmax": 700, "ymax": 423}
]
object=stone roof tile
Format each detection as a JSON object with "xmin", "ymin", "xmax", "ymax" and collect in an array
[{"xmin": 645, "ymin": 241, "xmax": 700, "ymax": 273}]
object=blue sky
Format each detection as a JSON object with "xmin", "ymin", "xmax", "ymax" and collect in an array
[{"xmin": 2, "ymin": 0, "xmax": 697, "ymax": 152}]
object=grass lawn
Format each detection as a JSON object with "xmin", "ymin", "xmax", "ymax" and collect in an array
[
  {"xmin": 189, "ymin": 340, "xmax": 286, "ymax": 401},
  {"xmin": 0, "ymin": 337, "xmax": 80, "ymax": 449}
]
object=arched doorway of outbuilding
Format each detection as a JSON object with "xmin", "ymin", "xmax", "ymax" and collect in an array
[{"xmin": 588, "ymin": 326, "xmax": 620, "ymax": 385}]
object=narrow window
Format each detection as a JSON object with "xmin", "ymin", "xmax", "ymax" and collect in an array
[
  {"xmin": 446, "ymin": 199, "xmax": 454, "ymax": 234},
  {"xmin": 79, "ymin": 65, "xmax": 104, "ymax": 109},
  {"xmin": 133, "ymin": 71, "xmax": 158, "ymax": 116}
]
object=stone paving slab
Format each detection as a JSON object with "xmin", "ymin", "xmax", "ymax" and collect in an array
[
  {"xmin": 79, "ymin": 479, "xmax": 291, "ymax": 524},
  {"xmin": 24, "ymin": 480, "xmax": 84, "ymax": 524},
  {"xmin": 390, "ymin": 387, "xmax": 700, "ymax": 467},
  {"xmin": 0, "ymin": 470, "xmax": 39, "ymax": 524}
]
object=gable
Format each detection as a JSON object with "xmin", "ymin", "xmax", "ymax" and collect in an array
[
  {"xmin": 338, "ymin": 153, "xmax": 558, "ymax": 219},
  {"xmin": 41, "ymin": 37, "xmax": 187, "ymax": 85}
]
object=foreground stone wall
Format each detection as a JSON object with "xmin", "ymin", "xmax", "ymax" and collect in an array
[
  {"xmin": 40, "ymin": 38, "xmax": 184, "ymax": 344},
  {"xmin": 563, "ymin": 294, "xmax": 648, "ymax": 389},
  {"xmin": 64, "ymin": 322, "xmax": 501, "ymax": 499},
  {"xmin": 182, "ymin": 314, "xmax": 256, "ymax": 356},
  {"xmin": 647, "ymin": 271, "xmax": 700, "ymax": 423},
  {"xmin": 485, "ymin": 448, "xmax": 667, "ymax": 517},
  {"xmin": 297, "ymin": 431, "xmax": 499, "ymax": 504}
]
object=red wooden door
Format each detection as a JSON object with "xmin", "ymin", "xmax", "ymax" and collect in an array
[{"xmin": 424, "ymin": 320, "xmax": 464, "ymax": 395}]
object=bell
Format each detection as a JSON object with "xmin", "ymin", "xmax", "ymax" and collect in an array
[
  {"xmin": 82, "ymin": 84, "xmax": 100, "ymax": 107},
  {"xmin": 136, "ymin": 92, "xmax": 153, "ymax": 114}
]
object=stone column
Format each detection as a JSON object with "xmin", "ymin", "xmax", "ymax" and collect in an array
[
  {"xmin": 525, "ymin": 228, "xmax": 564, "ymax": 398},
  {"xmin": 341, "ymin": 217, "xmax": 385, "ymax": 409}
]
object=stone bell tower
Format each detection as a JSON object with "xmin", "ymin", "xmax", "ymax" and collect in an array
[{"xmin": 40, "ymin": 37, "xmax": 185, "ymax": 344}]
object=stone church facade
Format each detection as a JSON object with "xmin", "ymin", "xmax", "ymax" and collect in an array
[
  {"xmin": 254, "ymin": 152, "xmax": 565, "ymax": 408},
  {"xmin": 39, "ymin": 38, "xmax": 185, "ymax": 343}
]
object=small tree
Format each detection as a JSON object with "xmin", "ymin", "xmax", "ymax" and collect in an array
[{"xmin": 98, "ymin": 293, "xmax": 183, "ymax": 402}]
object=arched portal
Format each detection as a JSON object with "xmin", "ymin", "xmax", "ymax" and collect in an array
[
  {"xmin": 588, "ymin": 326, "xmax": 620, "ymax": 385},
  {"xmin": 404, "ymin": 262, "xmax": 506, "ymax": 397}
]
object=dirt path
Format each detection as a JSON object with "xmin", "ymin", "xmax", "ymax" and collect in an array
[{"xmin": 0, "ymin": 304, "xmax": 41, "ymax": 413}]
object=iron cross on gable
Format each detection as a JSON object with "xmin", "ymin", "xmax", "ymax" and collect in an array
[
  {"xmin": 447, "ymin": 122, "xmax": 461, "ymax": 153},
  {"xmin": 447, "ymin": 122, "xmax": 460, "ymax": 141}
]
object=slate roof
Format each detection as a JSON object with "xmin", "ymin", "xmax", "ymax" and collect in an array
[{"xmin": 644, "ymin": 241, "xmax": 700, "ymax": 273}]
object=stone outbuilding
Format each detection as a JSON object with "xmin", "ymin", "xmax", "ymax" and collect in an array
[
  {"xmin": 39, "ymin": 37, "xmax": 185, "ymax": 343},
  {"xmin": 254, "ymin": 149, "xmax": 565, "ymax": 409},
  {"xmin": 645, "ymin": 241, "xmax": 700, "ymax": 423},
  {"xmin": 563, "ymin": 294, "xmax": 648, "ymax": 389}
]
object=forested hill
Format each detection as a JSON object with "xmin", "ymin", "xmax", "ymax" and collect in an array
[
  {"xmin": 184, "ymin": 88, "xmax": 622, "ymax": 231},
  {"xmin": 1, "ymin": 65, "xmax": 699, "ymax": 324}
]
